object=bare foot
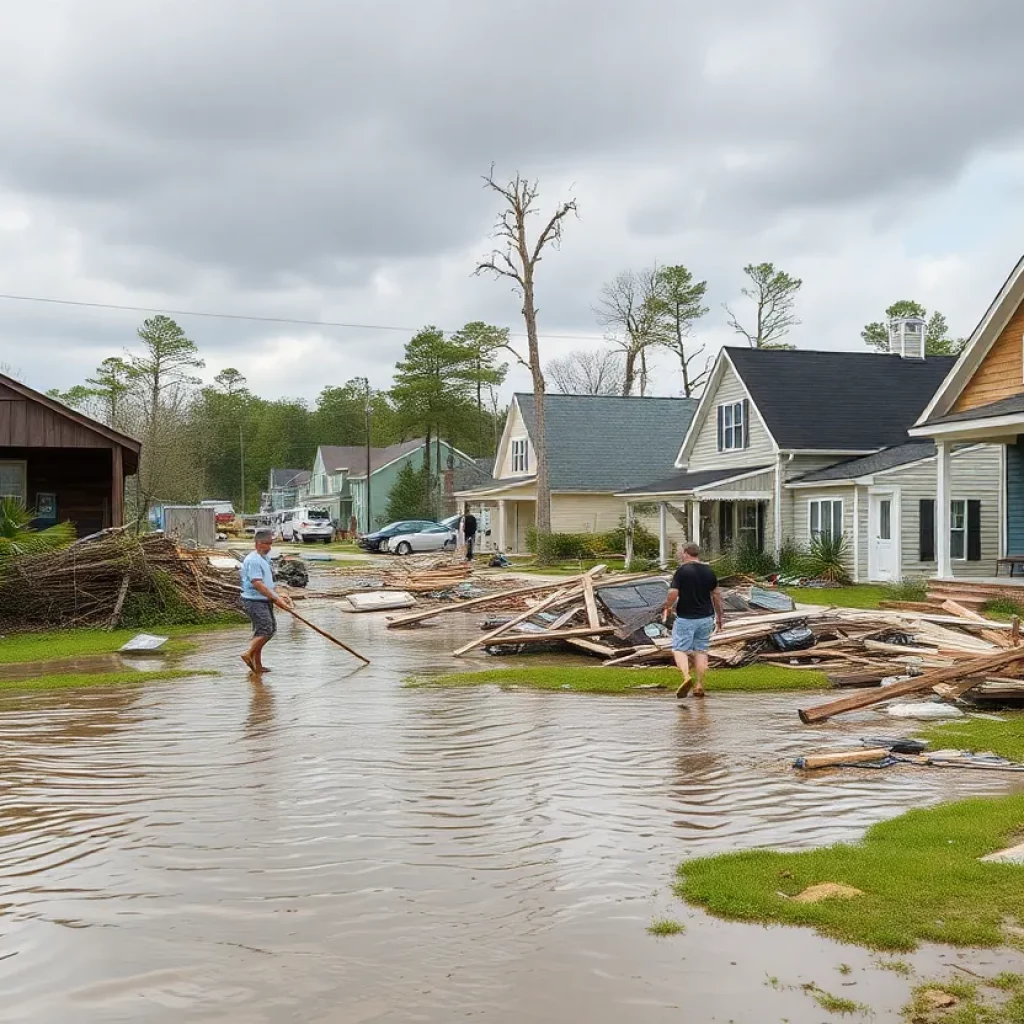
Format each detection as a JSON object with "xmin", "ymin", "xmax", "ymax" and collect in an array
[
  {"xmin": 692, "ymin": 687, "xmax": 706, "ymax": 698},
  {"xmin": 241, "ymin": 653, "xmax": 255, "ymax": 672},
  {"xmin": 676, "ymin": 678, "xmax": 694, "ymax": 699}
]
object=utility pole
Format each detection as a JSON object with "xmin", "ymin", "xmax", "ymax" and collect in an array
[
  {"xmin": 239, "ymin": 423, "xmax": 245, "ymax": 514},
  {"xmin": 363, "ymin": 378, "xmax": 373, "ymax": 534}
]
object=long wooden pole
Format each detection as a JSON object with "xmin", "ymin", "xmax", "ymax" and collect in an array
[
  {"xmin": 452, "ymin": 586, "xmax": 572, "ymax": 657},
  {"xmin": 284, "ymin": 606, "xmax": 371, "ymax": 665}
]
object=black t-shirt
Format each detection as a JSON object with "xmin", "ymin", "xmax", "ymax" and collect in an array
[
  {"xmin": 463, "ymin": 513, "xmax": 478, "ymax": 537},
  {"xmin": 671, "ymin": 561, "xmax": 718, "ymax": 619}
]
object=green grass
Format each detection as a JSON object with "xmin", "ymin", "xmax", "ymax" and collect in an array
[
  {"xmin": 410, "ymin": 664, "xmax": 829, "ymax": 694},
  {"xmin": 802, "ymin": 984, "xmax": 867, "ymax": 1016},
  {"xmin": 781, "ymin": 584, "xmax": 889, "ymax": 610},
  {"xmin": 676, "ymin": 794, "xmax": 1024, "ymax": 952},
  {"xmin": 0, "ymin": 668, "xmax": 218, "ymax": 692},
  {"xmin": 903, "ymin": 974, "xmax": 1024, "ymax": 1024},
  {"xmin": 647, "ymin": 918, "xmax": 685, "ymax": 937},
  {"xmin": 918, "ymin": 714, "xmax": 1024, "ymax": 763},
  {"xmin": 0, "ymin": 623, "xmax": 241, "ymax": 666},
  {"xmin": 983, "ymin": 598, "xmax": 1024, "ymax": 622},
  {"xmin": 877, "ymin": 958, "xmax": 914, "ymax": 977}
]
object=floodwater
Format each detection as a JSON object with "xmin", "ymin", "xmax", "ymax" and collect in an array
[{"xmin": 1, "ymin": 609, "xmax": 1022, "ymax": 1023}]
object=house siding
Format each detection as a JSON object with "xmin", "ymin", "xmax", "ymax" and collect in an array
[
  {"xmin": 550, "ymin": 493, "xmax": 626, "ymax": 534},
  {"xmin": 790, "ymin": 485, "xmax": 858, "ymax": 576},
  {"xmin": 1008, "ymin": 439, "xmax": 1024, "ymax": 556},
  {"xmin": 686, "ymin": 364, "xmax": 775, "ymax": 470},
  {"xmin": 779, "ymin": 455, "xmax": 855, "ymax": 547},
  {"xmin": 872, "ymin": 445, "xmax": 1002, "ymax": 578},
  {"xmin": 496, "ymin": 400, "xmax": 536, "ymax": 480},
  {"xmin": 953, "ymin": 297, "xmax": 1024, "ymax": 413}
]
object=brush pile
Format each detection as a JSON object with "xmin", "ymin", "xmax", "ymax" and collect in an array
[{"xmin": 0, "ymin": 529, "xmax": 241, "ymax": 629}]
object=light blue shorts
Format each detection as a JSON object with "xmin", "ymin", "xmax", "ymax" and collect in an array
[{"xmin": 671, "ymin": 615, "xmax": 715, "ymax": 653}]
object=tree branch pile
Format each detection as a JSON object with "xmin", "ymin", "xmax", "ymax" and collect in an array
[{"xmin": 0, "ymin": 530, "xmax": 241, "ymax": 629}]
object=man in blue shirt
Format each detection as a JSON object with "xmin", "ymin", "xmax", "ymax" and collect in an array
[{"xmin": 240, "ymin": 529, "xmax": 293, "ymax": 674}]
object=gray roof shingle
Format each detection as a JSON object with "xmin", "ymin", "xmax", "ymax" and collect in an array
[
  {"xmin": 924, "ymin": 393, "xmax": 1024, "ymax": 426},
  {"xmin": 319, "ymin": 438, "xmax": 426, "ymax": 477},
  {"xmin": 793, "ymin": 442, "xmax": 937, "ymax": 483},
  {"xmin": 726, "ymin": 348, "xmax": 957, "ymax": 449},
  {"xmin": 515, "ymin": 393, "xmax": 697, "ymax": 492},
  {"xmin": 619, "ymin": 465, "xmax": 772, "ymax": 496}
]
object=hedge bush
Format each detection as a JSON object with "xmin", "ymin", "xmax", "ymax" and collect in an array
[{"xmin": 526, "ymin": 516, "xmax": 660, "ymax": 563}]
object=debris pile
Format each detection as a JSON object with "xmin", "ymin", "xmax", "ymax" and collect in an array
[{"xmin": 0, "ymin": 529, "xmax": 241, "ymax": 629}]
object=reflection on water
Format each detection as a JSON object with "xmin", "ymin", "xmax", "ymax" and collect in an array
[{"xmin": 0, "ymin": 610, "xmax": 1021, "ymax": 1023}]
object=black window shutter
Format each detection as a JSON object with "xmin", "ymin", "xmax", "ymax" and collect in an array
[
  {"xmin": 717, "ymin": 406, "xmax": 724, "ymax": 451},
  {"xmin": 919, "ymin": 499, "xmax": 935, "ymax": 562},
  {"xmin": 756, "ymin": 501, "xmax": 766, "ymax": 552},
  {"xmin": 742, "ymin": 398, "xmax": 750, "ymax": 448},
  {"xmin": 967, "ymin": 500, "xmax": 982, "ymax": 561}
]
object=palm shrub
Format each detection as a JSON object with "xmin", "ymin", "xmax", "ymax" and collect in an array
[
  {"xmin": 0, "ymin": 497, "xmax": 76, "ymax": 574},
  {"xmin": 804, "ymin": 532, "xmax": 850, "ymax": 583}
]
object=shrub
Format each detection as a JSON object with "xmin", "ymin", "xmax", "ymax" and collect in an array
[
  {"xmin": 882, "ymin": 577, "xmax": 928, "ymax": 603},
  {"xmin": 605, "ymin": 515, "xmax": 660, "ymax": 559},
  {"xmin": 526, "ymin": 516, "xmax": 660, "ymax": 564},
  {"xmin": 777, "ymin": 538, "xmax": 809, "ymax": 577},
  {"xmin": 731, "ymin": 540, "xmax": 778, "ymax": 578},
  {"xmin": 804, "ymin": 533, "xmax": 850, "ymax": 583},
  {"xmin": 982, "ymin": 596, "xmax": 1024, "ymax": 619}
]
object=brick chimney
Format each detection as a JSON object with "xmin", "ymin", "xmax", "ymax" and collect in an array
[{"xmin": 888, "ymin": 316, "xmax": 926, "ymax": 359}]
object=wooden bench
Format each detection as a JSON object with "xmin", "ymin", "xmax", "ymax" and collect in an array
[{"xmin": 996, "ymin": 556, "xmax": 1024, "ymax": 577}]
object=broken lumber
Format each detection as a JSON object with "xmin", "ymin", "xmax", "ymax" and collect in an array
[
  {"xmin": 796, "ymin": 748, "xmax": 890, "ymax": 769},
  {"xmin": 480, "ymin": 626, "xmax": 617, "ymax": 648},
  {"xmin": 582, "ymin": 574, "xmax": 601, "ymax": 630},
  {"xmin": 453, "ymin": 587, "xmax": 571, "ymax": 657},
  {"xmin": 798, "ymin": 646, "xmax": 1024, "ymax": 724},
  {"xmin": 826, "ymin": 670, "xmax": 889, "ymax": 689}
]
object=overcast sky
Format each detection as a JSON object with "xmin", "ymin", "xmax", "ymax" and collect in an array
[{"xmin": 2, "ymin": 0, "xmax": 1023, "ymax": 403}]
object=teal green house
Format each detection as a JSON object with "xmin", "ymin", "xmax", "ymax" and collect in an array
[{"xmin": 304, "ymin": 438, "xmax": 480, "ymax": 532}]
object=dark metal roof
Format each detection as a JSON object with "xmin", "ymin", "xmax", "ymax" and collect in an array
[
  {"xmin": 269, "ymin": 468, "xmax": 311, "ymax": 489},
  {"xmin": 924, "ymin": 393, "xmax": 1024, "ymax": 426},
  {"xmin": 725, "ymin": 347, "xmax": 957, "ymax": 449},
  {"xmin": 620, "ymin": 465, "xmax": 772, "ymax": 496},
  {"xmin": 794, "ymin": 442, "xmax": 937, "ymax": 483},
  {"xmin": 515, "ymin": 393, "xmax": 697, "ymax": 491}
]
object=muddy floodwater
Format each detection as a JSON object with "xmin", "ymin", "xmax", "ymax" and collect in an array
[{"xmin": 2, "ymin": 610, "xmax": 1022, "ymax": 1022}]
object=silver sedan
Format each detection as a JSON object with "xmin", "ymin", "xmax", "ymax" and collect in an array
[{"xmin": 384, "ymin": 523, "xmax": 457, "ymax": 555}]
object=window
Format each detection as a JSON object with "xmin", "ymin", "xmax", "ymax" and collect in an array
[
  {"xmin": 0, "ymin": 462, "xmax": 25, "ymax": 503},
  {"xmin": 718, "ymin": 401, "xmax": 745, "ymax": 450},
  {"xmin": 808, "ymin": 498, "xmax": 843, "ymax": 541},
  {"xmin": 738, "ymin": 502, "xmax": 759, "ymax": 547},
  {"xmin": 511, "ymin": 438, "xmax": 529, "ymax": 474},
  {"xmin": 879, "ymin": 499, "xmax": 891, "ymax": 540},
  {"xmin": 950, "ymin": 499, "xmax": 966, "ymax": 560}
]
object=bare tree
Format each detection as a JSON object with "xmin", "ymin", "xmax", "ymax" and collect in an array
[
  {"xmin": 594, "ymin": 266, "xmax": 665, "ymax": 396},
  {"xmin": 475, "ymin": 169, "xmax": 577, "ymax": 538},
  {"xmin": 652, "ymin": 264, "xmax": 710, "ymax": 396},
  {"xmin": 545, "ymin": 348, "xmax": 625, "ymax": 396},
  {"xmin": 724, "ymin": 262, "xmax": 802, "ymax": 349}
]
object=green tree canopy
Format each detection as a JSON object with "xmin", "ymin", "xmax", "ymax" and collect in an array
[{"xmin": 861, "ymin": 300, "xmax": 965, "ymax": 355}]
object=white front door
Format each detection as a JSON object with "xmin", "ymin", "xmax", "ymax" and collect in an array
[{"xmin": 868, "ymin": 491, "xmax": 900, "ymax": 581}]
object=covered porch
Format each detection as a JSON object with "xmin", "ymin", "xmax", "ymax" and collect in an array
[
  {"xmin": 618, "ymin": 465, "xmax": 775, "ymax": 570},
  {"xmin": 453, "ymin": 480, "xmax": 537, "ymax": 554}
]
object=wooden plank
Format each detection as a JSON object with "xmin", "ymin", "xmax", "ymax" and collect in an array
[
  {"xmin": 940, "ymin": 599, "xmax": 989, "ymax": 622},
  {"xmin": 453, "ymin": 587, "xmax": 571, "ymax": 656},
  {"xmin": 548, "ymin": 604, "xmax": 583, "ymax": 631},
  {"xmin": 603, "ymin": 645, "xmax": 672, "ymax": 667},
  {"xmin": 565, "ymin": 637, "xmax": 621, "ymax": 657},
  {"xmin": 798, "ymin": 646, "xmax": 1024, "ymax": 724},
  {"xmin": 582, "ymin": 574, "xmax": 601, "ymax": 630},
  {"xmin": 480, "ymin": 626, "xmax": 617, "ymax": 647}
]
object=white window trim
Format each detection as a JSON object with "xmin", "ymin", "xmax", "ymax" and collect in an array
[
  {"xmin": 807, "ymin": 497, "xmax": 845, "ymax": 541},
  {"xmin": 950, "ymin": 496, "xmax": 970, "ymax": 563},
  {"xmin": 510, "ymin": 437, "xmax": 529, "ymax": 475},
  {"xmin": 719, "ymin": 400, "xmax": 745, "ymax": 452},
  {"xmin": 0, "ymin": 460, "xmax": 27, "ymax": 504}
]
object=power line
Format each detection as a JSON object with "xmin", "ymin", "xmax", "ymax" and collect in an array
[{"xmin": 0, "ymin": 291, "xmax": 609, "ymax": 343}]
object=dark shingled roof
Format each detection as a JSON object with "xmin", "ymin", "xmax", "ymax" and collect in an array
[
  {"xmin": 924, "ymin": 393, "xmax": 1024, "ymax": 426},
  {"xmin": 620, "ymin": 465, "xmax": 772, "ymax": 496},
  {"xmin": 794, "ymin": 442, "xmax": 937, "ymax": 483},
  {"xmin": 318, "ymin": 438, "xmax": 426, "ymax": 477},
  {"xmin": 515, "ymin": 393, "xmax": 697, "ymax": 492},
  {"xmin": 725, "ymin": 348, "xmax": 957, "ymax": 449}
]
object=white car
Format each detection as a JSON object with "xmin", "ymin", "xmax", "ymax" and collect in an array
[
  {"xmin": 386, "ymin": 523, "xmax": 457, "ymax": 556},
  {"xmin": 280, "ymin": 506, "xmax": 334, "ymax": 544}
]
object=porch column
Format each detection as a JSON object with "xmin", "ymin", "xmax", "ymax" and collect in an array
[
  {"xmin": 624, "ymin": 502, "xmax": 635, "ymax": 569},
  {"xmin": 497, "ymin": 500, "xmax": 507, "ymax": 552},
  {"xmin": 111, "ymin": 446, "xmax": 124, "ymax": 528},
  {"xmin": 936, "ymin": 440, "xmax": 952, "ymax": 579},
  {"xmin": 658, "ymin": 501, "xmax": 668, "ymax": 569},
  {"xmin": 689, "ymin": 499, "xmax": 700, "ymax": 550}
]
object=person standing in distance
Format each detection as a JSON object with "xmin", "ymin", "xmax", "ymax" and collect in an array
[
  {"xmin": 662, "ymin": 543, "xmax": 724, "ymax": 699},
  {"xmin": 240, "ymin": 529, "xmax": 294, "ymax": 674},
  {"xmin": 461, "ymin": 506, "xmax": 478, "ymax": 562}
]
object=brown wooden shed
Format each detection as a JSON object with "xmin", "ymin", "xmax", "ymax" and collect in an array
[{"xmin": 0, "ymin": 372, "xmax": 141, "ymax": 536}]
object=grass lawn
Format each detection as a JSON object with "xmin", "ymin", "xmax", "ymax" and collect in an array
[
  {"xmin": 918, "ymin": 713, "xmax": 1024, "ymax": 763},
  {"xmin": 0, "ymin": 668, "xmax": 218, "ymax": 692},
  {"xmin": 780, "ymin": 584, "xmax": 889, "ymax": 610},
  {"xmin": 410, "ymin": 664, "xmax": 829, "ymax": 694},
  {"xmin": 677, "ymin": 794, "xmax": 1024, "ymax": 952},
  {"xmin": 0, "ymin": 623, "xmax": 242, "ymax": 666}
]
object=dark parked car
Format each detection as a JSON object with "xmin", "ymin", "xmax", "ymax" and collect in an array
[{"xmin": 357, "ymin": 519, "xmax": 440, "ymax": 553}]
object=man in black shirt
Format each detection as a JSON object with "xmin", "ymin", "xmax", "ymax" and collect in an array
[
  {"xmin": 462, "ymin": 508, "xmax": 478, "ymax": 562},
  {"xmin": 662, "ymin": 543, "xmax": 724, "ymax": 699}
]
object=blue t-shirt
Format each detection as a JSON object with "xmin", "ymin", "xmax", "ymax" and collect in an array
[{"xmin": 240, "ymin": 551, "xmax": 275, "ymax": 601}]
